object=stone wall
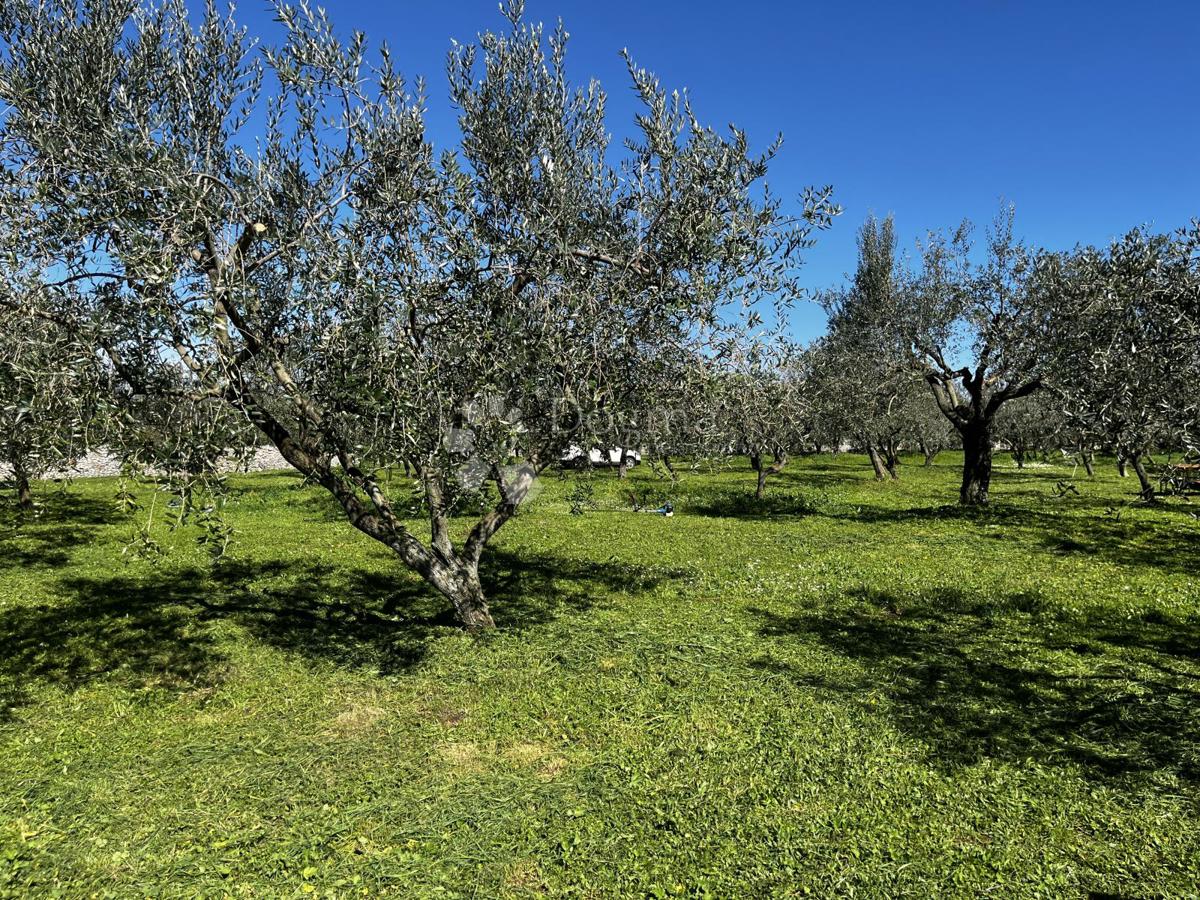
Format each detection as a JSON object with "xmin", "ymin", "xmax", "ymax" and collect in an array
[{"xmin": 0, "ymin": 446, "xmax": 296, "ymax": 481}]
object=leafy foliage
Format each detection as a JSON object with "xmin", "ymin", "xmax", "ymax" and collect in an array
[{"xmin": 0, "ymin": 0, "xmax": 836, "ymax": 625}]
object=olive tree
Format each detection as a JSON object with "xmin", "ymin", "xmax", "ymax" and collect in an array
[
  {"xmin": 0, "ymin": 0, "xmax": 835, "ymax": 627},
  {"xmin": 993, "ymin": 390, "xmax": 1064, "ymax": 469},
  {"xmin": 0, "ymin": 295, "xmax": 102, "ymax": 510},
  {"xmin": 1045, "ymin": 227, "xmax": 1200, "ymax": 499},
  {"xmin": 702, "ymin": 343, "xmax": 814, "ymax": 498},
  {"xmin": 0, "ymin": 186, "xmax": 105, "ymax": 510},
  {"xmin": 907, "ymin": 393, "xmax": 958, "ymax": 467},
  {"xmin": 892, "ymin": 206, "xmax": 1050, "ymax": 505}
]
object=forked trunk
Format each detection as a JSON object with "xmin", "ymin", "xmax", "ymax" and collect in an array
[
  {"xmin": 1012, "ymin": 446, "xmax": 1026, "ymax": 469},
  {"xmin": 882, "ymin": 443, "xmax": 900, "ymax": 480},
  {"xmin": 919, "ymin": 440, "xmax": 939, "ymax": 467},
  {"xmin": 960, "ymin": 423, "xmax": 993, "ymax": 506},
  {"xmin": 427, "ymin": 555, "xmax": 496, "ymax": 631},
  {"xmin": 750, "ymin": 450, "xmax": 786, "ymax": 499},
  {"xmin": 1117, "ymin": 454, "xmax": 1128, "ymax": 478}
]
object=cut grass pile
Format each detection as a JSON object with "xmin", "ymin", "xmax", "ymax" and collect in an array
[{"xmin": 1, "ymin": 454, "xmax": 1198, "ymax": 897}]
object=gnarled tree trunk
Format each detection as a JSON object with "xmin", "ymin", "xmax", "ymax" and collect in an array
[
  {"xmin": 426, "ymin": 557, "xmax": 495, "ymax": 630},
  {"xmin": 881, "ymin": 441, "xmax": 900, "ymax": 479},
  {"xmin": 960, "ymin": 422, "xmax": 994, "ymax": 506},
  {"xmin": 924, "ymin": 366, "xmax": 1039, "ymax": 507}
]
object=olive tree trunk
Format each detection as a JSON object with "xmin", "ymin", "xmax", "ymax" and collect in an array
[
  {"xmin": 924, "ymin": 369, "xmax": 1039, "ymax": 507},
  {"xmin": 660, "ymin": 454, "xmax": 677, "ymax": 479},
  {"xmin": 960, "ymin": 422, "xmax": 994, "ymax": 506},
  {"xmin": 1079, "ymin": 449, "xmax": 1095, "ymax": 478},
  {"xmin": 425, "ymin": 556, "xmax": 495, "ymax": 630},
  {"xmin": 11, "ymin": 458, "xmax": 32, "ymax": 511},
  {"xmin": 1127, "ymin": 449, "xmax": 1155, "ymax": 500},
  {"xmin": 750, "ymin": 450, "xmax": 787, "ymax": 499},
  {"xmin": 882, "ymin": 441, "xmax": 900, "ymax": 479},
  {"xmin": 866, "ymin": 445, "xmax": 888, "ymax": 480}
]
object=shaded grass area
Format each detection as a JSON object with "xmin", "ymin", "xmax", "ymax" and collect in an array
[{"xmin": 1, "ymin": 454, "xmax": 1198, "ymax": 897}]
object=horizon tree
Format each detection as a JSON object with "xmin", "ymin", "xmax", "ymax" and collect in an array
[
  {"xmin": 0, "ymin": 185, "xmax": 106, "ymax": 511},
  {"xmin": 709, "ymin": 342, "xmax": 814, "ymax": 499},
  {"xmin": 993, "ymin": 390, "xmax": 1064, "ymax": 469}
]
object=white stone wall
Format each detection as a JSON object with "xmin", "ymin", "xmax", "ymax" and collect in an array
[{"xmin": 0, "ymin": 446, "xmax": 296, "ymax": 481}]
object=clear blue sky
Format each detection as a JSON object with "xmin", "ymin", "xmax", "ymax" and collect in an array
[{"xmin": 227, "ymin": 0, "xmax": 1200, "ymax": 340}]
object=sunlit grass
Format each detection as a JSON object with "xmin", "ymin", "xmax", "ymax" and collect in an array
[{"xmin": 1, "ymin": 454, "xmax": 1198, "ymax": 897}]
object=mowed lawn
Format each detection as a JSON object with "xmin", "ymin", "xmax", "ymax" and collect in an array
[{"xmin": 1, "ymin": 455, "xmax": 1198, "ymax": 898}]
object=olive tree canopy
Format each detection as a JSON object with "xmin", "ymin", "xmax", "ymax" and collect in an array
[
  {"xmin": 1043, "ymin": 225, "xmax": 1200, "ymax": 498},
  {"xmin": 0, "ymin": 0, "xmax": 836, "ymax": 626}
]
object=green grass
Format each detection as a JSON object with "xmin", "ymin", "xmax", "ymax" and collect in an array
[{"xmin": 2, "ymin": 454, "xmax": 1199, "ymax": 898}]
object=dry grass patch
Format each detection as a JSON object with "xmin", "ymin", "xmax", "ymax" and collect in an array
[
  {"xmin": 328, "ymin": 703, "xmax": 387, "ymax": 736},
  {"xmin": 437, "ymin": 740, "xmax": 486, "ymax": 772}
]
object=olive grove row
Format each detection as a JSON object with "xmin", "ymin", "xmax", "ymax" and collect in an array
[{"xmin": 1, "ymin": 0, "xmax": 1197, "ymax": 628}]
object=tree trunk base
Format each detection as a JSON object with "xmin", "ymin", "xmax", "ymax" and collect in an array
[
  {"xmin": 959, "ymin": 427, "xmax": 994, "ymax": 506},
  {"xmin": 1130, "ymin": 453, "xmax": 1155, "ymax": 502},
  {"xmin": 15, "ymin": 471, "xmax": 32, "ymax": 511}
]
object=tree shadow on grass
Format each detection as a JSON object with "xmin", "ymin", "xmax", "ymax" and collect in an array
[
  {"xmin": 687, "ymin": 486, "xmax": 824, "ymax": 520},
  {"xmin": 0, "ymin": 548, "xmax": 669, "ymax": 721},
  {"xmin": 820, "ymin": 501, "xmax": 1200, "ymax": 578},
  {"xmin": 0, "ymin": 492, "xmax": 119, "ymax": 570},
  {"xmin": 751, "ymin": 587, "xmax": 1200, "ymax": 784}
]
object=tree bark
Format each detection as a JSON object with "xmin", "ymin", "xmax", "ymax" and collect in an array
[
  {"xmin": 430, "ymin": 560, "xmax": 495, "ymax": 631},
  {"xmin": 919, "ymin": 440, "xmax": 939, "ymax": 467},
  {"xmin": 866, "ymin": 445, "xmax": 888, "ymax": 480},
  {"xmin": 750, "ymin": 450, "xmax": 786, "ymax": 498},
  {"xmin": 882, "ymin": 442, "xmax": 900, "ymax": 480},
  {"xmin": 1116, "ymin": 453, "xmax": 1128, "ymax": 478},
  {"xmin": 660, "ymin": 454, "xmax": 676, "ymax": 479},
  {"xmin": 1080, "ymin": 450, "xmax": 1095, "ymax": 478},
  {"xmin": 12, "ymin": 459, "xmax": 32, "ymax": 511},
  {"xmin": 1128, "ymin": 450, "xmax": 1155, "ymax": 501},
  {"xmin": 960, "ymin": 422, "xmax": 994, "ymax": 506},
  {"xmin": 1012, "ymin": 446, "xmax": 1026, "ymax": 469}
]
